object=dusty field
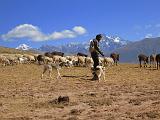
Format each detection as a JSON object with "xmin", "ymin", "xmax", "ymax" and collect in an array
[{"xmin": 0, "ymin": 64, "xmax": 160, "ymax": 120}]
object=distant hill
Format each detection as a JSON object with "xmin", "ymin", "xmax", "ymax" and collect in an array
[
  {"xmin": 112, "ymin": 37, "xmax": 160, "ymax": 63},
  {"xmin": 39, "ymin": 35, "xmax": 130, "ymax": 55},
  {"xmin": 0, "ymin": 46, "xmax": 41, "ymax": 55}
]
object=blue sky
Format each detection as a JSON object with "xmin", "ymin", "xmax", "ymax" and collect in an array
[{"xmin": 0, "ymin": 0, "xmax": 160, "ymax": 48}]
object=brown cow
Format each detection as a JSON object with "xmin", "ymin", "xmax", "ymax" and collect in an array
[
  {"xmin": 51, "ymin": 51, "xmax": 64, "ymax": 57},
  {"xmin": 77, "ymin": 52, "xmax": 88, "ymax": 57},
  {"xmin": 44, "ymin": 52, "xmax": 53, "ymax": 58},
  {"xmin": 138, "ymin": 54, "xmax": 149, "ymax": 68},
  {"xmin": 156, "ymin": 54, "xmax": 160, "ymax": 70},
  {"xmin": 110, "ymin": 53, "xmax": 119, "ymax": 66},
  {"xmin": 150, "ymin": 54, "xmax": 156, "ymax": 68}
]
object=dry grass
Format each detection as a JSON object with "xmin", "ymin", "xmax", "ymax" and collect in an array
[
  {"xmin": 0, "ymin": 46, "xmax": 40, "ymax": 55},
  {"xmin": 0, "ymin": 63, "xmax": 160, "ymax": 120}
]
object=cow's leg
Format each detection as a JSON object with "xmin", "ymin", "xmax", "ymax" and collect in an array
[
  {"xmin": 139, "ymin": 60, "xmax": 142, "ymax": 68},
  {"xmin": 144, "ymin": 61, "xmax": 146, "ymax": 68},
  {"xmin": 114, "ymin": 60, "xmax": 116, "ymax": 66},
  {"xmin": 150, "ymin": 60, "xmax": 152, "ymax": 68}
]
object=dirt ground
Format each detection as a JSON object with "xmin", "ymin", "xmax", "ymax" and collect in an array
[{"xmin": 0, "ymin": 64, "xmax": 160, "ymax": 120}]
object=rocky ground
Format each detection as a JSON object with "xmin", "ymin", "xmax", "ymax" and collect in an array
[{"xmin": 0, "ymin": 64, "xmax": 160, "ymax": 120}]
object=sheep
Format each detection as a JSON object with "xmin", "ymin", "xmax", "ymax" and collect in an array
[
  {"xmin": 23, "ymin": 54, "xmax": 35, "ymax": 63},
  {"xmin": 103, "ymin": 57, "xmax": 114, "ymax": 67},
  {"xmin": 59, "ymin": 57, "xmax": 67, "ymax": 63},
  {"xmin": 77, "ymin": 56, "xmax": 86, "ymax": 67},
  {"xmin": 41, "ymin": 63, "xmax": 62, "ymax": 79},
  {"xmin": 68, "ymin": 56, "xmax": 78, "ymax": 66},
  {"xmin": 85, "ymin": 57, "xmax": 93, "ymax": 67},
  {"xmin": 99, "ymin": 57, "xmax": 104, "ymax": 66},
  {"xmin": 66, "ymin": 56, "xmax": 72, "ymax": 61},
  {"xmin": 5, "ymin": 56, "xmax": 19, "ymax": 65},
  {"xmin": 52, "ymin": 55, "xmax": 62, "ymax": 63},
  {"xmin": 15, "ymin": 54, "xmax": 23, "ymax": 58},
  {"xmin": 0, "ymin": 56, "xmax": 10, "ymax": 66},
  {"xmin": 65, "ymin": 60, "xmax": 73, "ymax": 67},
  {"xmin": 18, "ymin": 57, "xmax": 28, "ymax": 64},
  {"xmin": 44, "ymin": 56, "xmax": 53, "ymax": 63}
]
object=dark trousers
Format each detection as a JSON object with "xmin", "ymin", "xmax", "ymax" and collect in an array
[{"xmin": 91, "ymin": 52, "xmax": 99, "ymax": 69}]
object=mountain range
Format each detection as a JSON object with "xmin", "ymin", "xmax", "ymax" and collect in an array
[
  {"xmin": 15, "ymin": 36, "xmax": 160, "ymax": 63},
  {"xmin": 39, "ymin": 36, "xmax": 131, "ymax": 54},
  {"xmin": 113, "ymin": 37, "xmax": 160, "ymax": 63}
]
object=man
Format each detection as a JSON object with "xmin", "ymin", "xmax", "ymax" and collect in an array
[{"xmin": 89, "ymin": 34, "xmax": 104, "ymax": 80}]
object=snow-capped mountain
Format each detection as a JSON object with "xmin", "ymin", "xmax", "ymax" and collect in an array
[
  {"xmin": 16, "ymin": 44, "xmax": 31, "ymax": 51},
  {"xmin": 39, "ymin": 35, "xmax": 131, "ymax": 55},
  {"xmin": 100, "ymin": 36, "xmax": 130, "ymax": 51},
  {"xmin": 104, "ymin": 36, "xmax": 128, "ymax": 45}
]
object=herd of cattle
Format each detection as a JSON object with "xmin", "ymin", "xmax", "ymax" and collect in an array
[
  {"xmin": 138, "ymin": 53, "xmax": 160, "ymax": 69},
  {"xmin": 0, "ymin": 51, "xmax": 119, "ymax": 68},
  {"xmin": 1, "ymin": 51, "xmax": 160, "ymax": 70}
]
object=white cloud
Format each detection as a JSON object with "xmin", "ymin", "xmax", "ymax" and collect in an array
[
  {"xmin": 145, "ymin": 33, "xmax": 153, "ymax": 38},
  {"xmin": 1, "ymin": 24, "xmax": 87, "ymax": 41},
  {"xmin": 73, "ymin": 26, "xmax": 87, "ymax": 35}
]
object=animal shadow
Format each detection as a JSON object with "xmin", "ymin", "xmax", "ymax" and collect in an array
[{"xmin": 62, "ymin": 75, "xmax": 91, "ymax": 81}]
